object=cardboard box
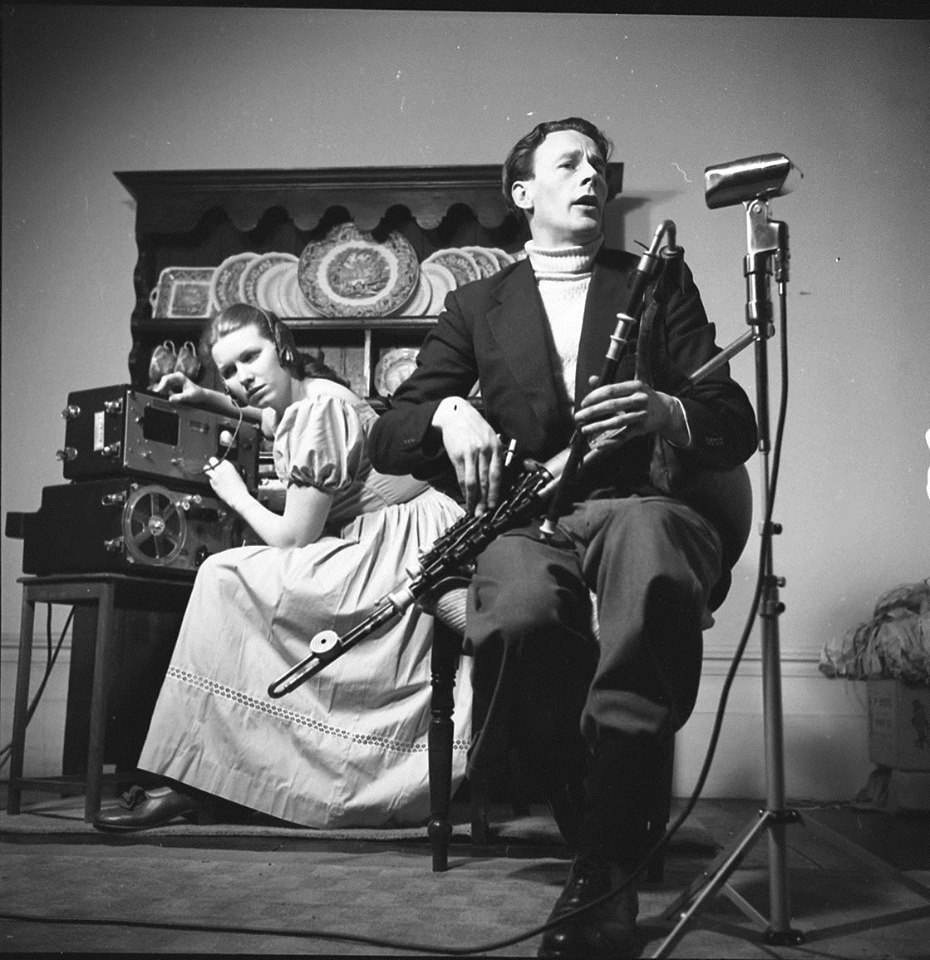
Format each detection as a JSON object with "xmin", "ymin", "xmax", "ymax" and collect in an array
[{"xmin": 867, "ymin": 679, "xmax": 930, "ymax": 771}]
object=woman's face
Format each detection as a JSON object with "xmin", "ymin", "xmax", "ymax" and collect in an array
[{"xmin": 211, "ymin": 322, "xmax": 292, "ymax": 413}]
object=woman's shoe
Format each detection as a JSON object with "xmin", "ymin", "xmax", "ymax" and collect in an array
[{"xmin": 92, "ymin": 785, "xmax": 198, "ymax": 832}]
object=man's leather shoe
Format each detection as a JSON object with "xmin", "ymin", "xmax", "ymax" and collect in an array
[
  {"xmin": 537, "ymin": 855, "xmax": 639, "ymax": 959},
  {"xmin": 93, "ymin": 785, "xmax": 198, "ymax": 832}
]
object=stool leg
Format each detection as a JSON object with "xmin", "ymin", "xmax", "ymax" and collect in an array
[
  {"xmin": 428, "ymin": 622, "xmax": 459, "ymax": 872},
  {"xmin": 8, "ymin": 589, "xmax": 37, "ymax": 815},
  {"xmin": 84, "ymin": 583, "xmax": 116, "ymax": 822}
]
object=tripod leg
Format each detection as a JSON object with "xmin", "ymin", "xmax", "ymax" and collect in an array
[{"xmin": 653, "ymin": 811, "xmax": 772, "ymax": 958}]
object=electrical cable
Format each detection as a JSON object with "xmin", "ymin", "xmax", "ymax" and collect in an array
[
  {"xmin": 202, "ymin": 403, "xmax": 245, "ymax": 473},
  {"xmin": 1, "ymin": 304, "xmax": 791, "ymax": 956}
]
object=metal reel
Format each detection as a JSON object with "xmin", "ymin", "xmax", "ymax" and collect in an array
[{"xmin": 121, "ymin": 484, "xmax": 188, "ymax": 566}]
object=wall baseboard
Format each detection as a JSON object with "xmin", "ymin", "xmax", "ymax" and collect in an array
[
  {"xmin": 674, "ymin": 658, "xmax": 873, "ymax": 802},
  {"xmin": 2, "ymin": 634, "xmax": 875, "ymax": 800}
]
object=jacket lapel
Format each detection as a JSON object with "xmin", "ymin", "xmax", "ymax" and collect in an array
[
  {"xmin": 487, "ymin": 260, "xmax": 564, "ymax": 435},
  {"xmin": 574, "ymin": 252, "xmax": 636, "ymax": 404}
]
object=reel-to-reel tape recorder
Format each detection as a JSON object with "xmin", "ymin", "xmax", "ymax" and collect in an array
[
  {"xmin": 15, "ymin": 385, "xmax": 263, "ymax": 578},
  {"xmin": 57, "ymin": 384, "xmax": 260, "ymax": 492},
  {"xmin": 21, "ymin": 478, "xmax": 243, "ymax": 576}
]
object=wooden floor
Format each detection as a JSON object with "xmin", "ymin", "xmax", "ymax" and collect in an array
[{"xmin": 1, "ymin": 792, "xmax": 929, "ymax": 957}]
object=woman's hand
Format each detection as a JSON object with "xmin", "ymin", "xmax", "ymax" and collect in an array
[
  {"xmin": 204, "ymin": 456, "xmax": 251, "ymax": 513},
  {"xmin": 152, "ymin": 372, "xmax": 260, "ymax": 423},
  {"xmin": 152, "ymin": 371, "xmax": 206, "ymax": 405}
]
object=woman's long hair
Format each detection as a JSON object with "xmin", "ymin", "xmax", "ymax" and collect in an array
[{"xmin": 203, "ymin": 303, "xmax": 349, "ymax": 387}]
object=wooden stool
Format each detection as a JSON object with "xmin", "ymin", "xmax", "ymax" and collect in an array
[{"xmin": 7, "ymin": 573, "xmax": 192, "ymax": 822}]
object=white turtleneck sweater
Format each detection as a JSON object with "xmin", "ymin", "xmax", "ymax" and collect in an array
[
  {"xmin": 524, "ymin": 236, "xmax": 602, "ymax": 404},
  {"xmin": 525, "ymin": 234, "xmax": 691, "ymax": 446}
]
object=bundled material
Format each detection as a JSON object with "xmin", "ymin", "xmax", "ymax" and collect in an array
[{"xmin": 819, "ymin": 580, "xmax": 930, "ymax": 685}]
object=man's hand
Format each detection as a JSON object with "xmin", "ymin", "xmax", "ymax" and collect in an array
[
  {"xmin": 575, "ymin": 376, "xmax": 690, "ymax": 448},
  {"xmin": 432, "ymin": 397, "xmax": 504, "ymax": 515}
]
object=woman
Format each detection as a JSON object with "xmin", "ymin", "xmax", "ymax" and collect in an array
[{"xmin": 93, "ymin": 304, "xmax": 471, "ymax": 830}]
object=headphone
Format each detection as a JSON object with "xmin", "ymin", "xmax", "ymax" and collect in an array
[{"xmin": 254, "ymin": 307, "xmax": 300, "ymax": 371}]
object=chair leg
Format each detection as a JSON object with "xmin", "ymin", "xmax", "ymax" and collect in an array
[
  {"xmin": 428, "ymin": 622, "xmax": 459, "ymax": 872},
  {"xmin": 469, "ymin": 772, "xmax": 491, "ymax": 845},
  {"xmin": 646, "ymin": 735, "xmax": 675, "ymax": 883}
]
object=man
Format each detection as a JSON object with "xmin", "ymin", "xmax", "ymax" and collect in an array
[{"xmin": 368, "ymin": 117, "xmax": 758, "ymax": 958}]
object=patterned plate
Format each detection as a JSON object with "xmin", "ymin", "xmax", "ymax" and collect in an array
[
  {"xmin": 487, "ymin": 247, "xmax": 517, "ymax": 269},
  {"xmin": 150, "ymin": 267, "xmax": 215, "ymax": 319},
  {"xmin": 255, "ymin": 261, "xmax": 292, "ymax": 315},
  {"xmin": 422, "ymin": 262, "xmax": 457, "ymax": 315},
  {"xmin": 395, "ymin": 269, "xmax": 432, "ymax": 317},
  {"xmin": 462, "ymin": 246, "xmax": 503, "ymax": 278},
  {"xmin": 280, "ymin": 263, "xmax": 317, "ymax": 317},
  {"xmin": 239, "ymin": 252, "xmax": 298, "ymax": 306},
  {"xmin": 423, "ymin": 248, "xmax": 482, "ymax": 287},
  {"xmin": 298, "ymin": 222, "xmax": 419, "ymax": 318},
  {"xmin": 211, "ymin": 253, "xmax": 258, "ymax": 312},
  {"xmin": 374, "ymin": 347, "xmax": 420, "ymax": 397}
]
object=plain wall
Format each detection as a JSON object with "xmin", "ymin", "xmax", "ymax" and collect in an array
[{"xmin": 2, "ymin": 7, "xmax": 928, "ymax": 797}]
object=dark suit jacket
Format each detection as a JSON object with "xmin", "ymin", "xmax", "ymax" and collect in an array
[{"xmin": 369, "ymin": 246, "xmax": 758, "ymax": 565}]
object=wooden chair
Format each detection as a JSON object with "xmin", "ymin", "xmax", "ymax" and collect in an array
[
  {"xmin": 426, "ymin": 587, "xmax": 676, "ymax": 877},
  {"xmin": 424, "ymin": 464, "xmax": 754, "ymax": 875}
]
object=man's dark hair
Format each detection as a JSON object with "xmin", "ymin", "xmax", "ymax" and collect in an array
[{"xmin": 502, "ymin": 117, "xmax": 613, "ymax": 217}]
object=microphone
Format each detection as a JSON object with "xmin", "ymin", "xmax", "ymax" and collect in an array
[{"xmin": 704, "ymin": 153, "xmax": 801, "ymax": 209}]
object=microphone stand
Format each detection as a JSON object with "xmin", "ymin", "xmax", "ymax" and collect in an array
[
  {"xmin": 652, "ymin": 196, "xmax": 930, "ymax": 958},
  {"xmin": 653, "ymin": 195, "xmax": 804, "ymax": 955}
]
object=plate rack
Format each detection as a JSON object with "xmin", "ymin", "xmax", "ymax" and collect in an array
[
  {"xmin": 116, "ymin": 164, "xmax": 622, "ymax": 404},
  {"xmin": 116, "ymin": 166, "xmax": 521, "ymax": 404}
]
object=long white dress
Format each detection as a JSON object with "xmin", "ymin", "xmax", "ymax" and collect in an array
[{"xmin": 138, "ymin": 377, "xmax": 472, "ymax": 828}]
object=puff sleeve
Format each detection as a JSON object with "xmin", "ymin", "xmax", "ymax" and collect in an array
[{"xmin": 272, "ymin": 394, "xmax": 365, "ymax": 493}]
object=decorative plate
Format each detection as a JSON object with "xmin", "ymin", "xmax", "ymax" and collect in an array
[
  {"xmin": 463, "ymin": 246, "xmax": 502, "ymax": 278},
  {"xmin": 211, "ymin": 253, "xmax": 258, "ymax": 312},
  {"xmin": 298, "ymin": 222, "xmax": 419, "ymax": 318},
  {"xmin": 488, "ymin": 247, "xmax": 516, "ymax": 269},
  {"xmin": 255, "ymin": 261, "xmax": 292, "ymax": 315},
  {"xmin": 374, "ymin": 347, "xmax": 420, "ymax": 397},
  {"xmin": 281, "ymin": 263, "xmax": 317, "ymax": 317},
  {"xmin": 150, "ymin": 267, "xmax": 215, "ymax": 319},
  {"xmin": 394, "ymin": 270, "xmax": 432, "ymax": 317},
  {"xmin": 422, "ymin": 262, "xmax": 457, "ymax": 315},
  {"xmin": 239, "ymin": 252, "xmax": 297, "ymax": 306},
  {"xmin": 423, "ymin": 248, "xmax": 481, "ymax": 287}
]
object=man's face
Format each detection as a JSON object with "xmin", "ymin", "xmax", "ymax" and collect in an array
[{"xmin": 512, "ymin": 128, "xmax": 608, "ymax": 247}]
